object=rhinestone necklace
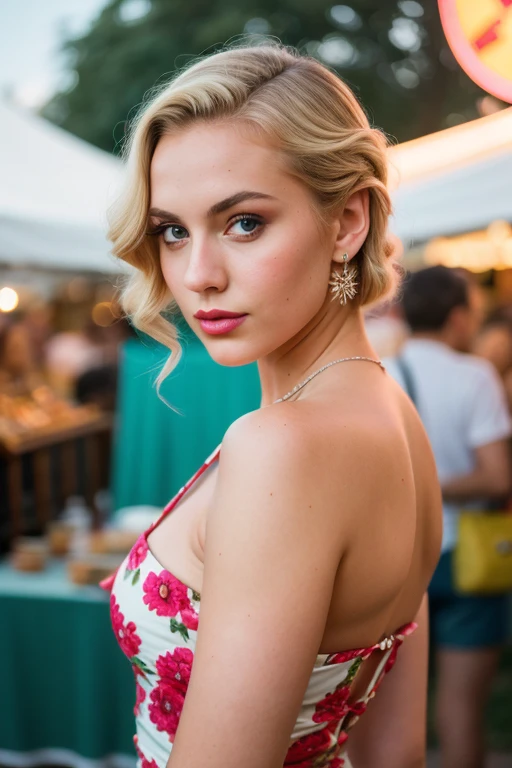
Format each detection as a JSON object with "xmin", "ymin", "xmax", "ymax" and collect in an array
[{"xmin": 273, "ymin": 356, "xmax": 385, "ymax": 404}]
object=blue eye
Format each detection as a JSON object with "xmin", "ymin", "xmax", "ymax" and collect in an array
[
  {"xmin": 229, "ymin": 216, "xmax": 262, "ymax": 236},
  {"xmin": 163, "ymin": 225, "xmax": 188, "ymax": 243}
]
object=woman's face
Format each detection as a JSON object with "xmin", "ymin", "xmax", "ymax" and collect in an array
[{"xmin": 149, "ymin": 122, "xmax": 338, "ymax": 366}]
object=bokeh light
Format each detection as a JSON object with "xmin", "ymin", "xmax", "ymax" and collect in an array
[{"xmin": 0, "ymin": 287, "xmax": 19, "ymax": 312}]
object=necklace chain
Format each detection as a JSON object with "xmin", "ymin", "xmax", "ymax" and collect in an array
[{"xmin": 273, "ymin": 356, "xmax": 385, "ymax": 404}]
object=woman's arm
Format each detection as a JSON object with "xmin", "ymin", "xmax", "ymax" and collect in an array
[
  {"xmin": 347, "ymin": 594, "xmax": 429, "ymax": 768},
  {"xmin": 166, "ymin": 407, "xmax": 352, "ymax": 768}
]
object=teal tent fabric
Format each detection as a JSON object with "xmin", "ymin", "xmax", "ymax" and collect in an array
[
  {"xmin": 112, "ymin": 337, "xmax": 261, "ymax": 511},
  {"xmin": 0, "ymin": 559, "xmax": 135, "ymax": 761}
]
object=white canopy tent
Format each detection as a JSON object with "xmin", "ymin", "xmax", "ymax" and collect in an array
[
  {"xmin": 389, "ymin": 108, "xmax": 512, "ymax": 245},
  {"xmin": 0, "ymin": 100, "xmax": 124, "ymax": 273}
]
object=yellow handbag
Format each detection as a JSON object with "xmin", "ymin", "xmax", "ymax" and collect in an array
[{"xmin": 454, "ymin": 511, "xmax": 512, "ymax": 594}]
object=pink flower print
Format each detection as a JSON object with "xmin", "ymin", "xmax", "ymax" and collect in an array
[
  {"xmin": 284, "ymin": 726, "xmax": 332, "ymax": 765},
  {"xmin": 313, "ymin": 685, "xmax": 352, "ymax": 725},
  {"xmin": 327, "ymin": 649, "xmax": 367, "ymax": 665},
  {"xmin": 110, "ymin": 595, "xmax": 141, "ymax": 659},
  {"xmin": 384, "ymin": 642, "xmax": 400, "ymax": 674},
  {"xmin": 143, "ymin": 570, "xmax": 190, "ymax": 617},
  {"xmin": 110, "ymin": 595, "xmax": 124, "ymax": 635},
  {"xmin": 140, "ymin": 755, "xmax": 159, "ymax": 768},
  {"xmin": 133, "ymin": 735, "xmax": 159, "ymax": 768},
  {"xmin": 128, "ymin": 535, "xmax": 149, "ymax": 571},
  {"xmin": 156, "ymin": 647, "xmax": 194, "ymax": 694},
  {"xmin": 338, "ymin": 731, "xmax": 348, "ymax": 749},
  {"xmin": 181, "ymin": 606, "xmax": 199, "ymax": 631},
  {"xmin": 148, "ymin": 680, "xmax": 185, "ymax": 742},
  {"xmin": 134, "ymin": 679, "xmax": 146, "ymax": 716},
  {"xmin": 99, "ymin": 568, "xmax": 118, "ymax": 592}
]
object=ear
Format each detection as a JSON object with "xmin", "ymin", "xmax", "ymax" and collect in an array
[{"xmin": 331, "ymin": 189, "xmax": 370, "ymax": 264}]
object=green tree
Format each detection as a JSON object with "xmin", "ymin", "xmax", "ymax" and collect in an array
[{"xmin": 43, "ymin": 0, "xmax": 485, "ymax": 153}]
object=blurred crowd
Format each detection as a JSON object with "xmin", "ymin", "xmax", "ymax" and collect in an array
[
  {"xmin": 368, "ymin": 269, "xmax": 512, "ymax": 411},
  {"xmin": 368, "ymin": 266, "xmax": 512, "ymax": 767}
]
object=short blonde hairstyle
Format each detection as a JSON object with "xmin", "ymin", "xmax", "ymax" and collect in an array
[{"xmin": 109, "ymin": 44, "xmax": 396, "ymax": 384}]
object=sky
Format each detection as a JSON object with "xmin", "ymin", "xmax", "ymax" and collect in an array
[{"xmin": 0, "ymin": 0, "xmax": 108, "ymax": 109}]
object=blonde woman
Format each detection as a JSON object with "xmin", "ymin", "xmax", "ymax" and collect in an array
[{"xmin": 103, "ymin": 45, "xmax": 442, "ymax": 768}]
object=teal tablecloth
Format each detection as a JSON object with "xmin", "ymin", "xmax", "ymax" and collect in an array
[
  {"xmin": 0, "ymin": 558, "xmax": 136, "ymax": 766},
  {"xmin": 112, "ymin": 337, "xmax": 260, "ymax": 511}
]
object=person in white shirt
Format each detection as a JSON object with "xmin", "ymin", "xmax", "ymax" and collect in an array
[{"xmin": 386, "ymin": 266, "xmax": 511, "ymax": 768}]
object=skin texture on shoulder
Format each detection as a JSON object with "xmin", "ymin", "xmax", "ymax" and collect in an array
[{"xmin": 165, "ymin": 406, "xmax": 361, "ymax": 768}]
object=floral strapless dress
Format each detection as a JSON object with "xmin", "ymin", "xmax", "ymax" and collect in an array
[{"xmin": 103, "ymin": 446, "xmax": 416, "ymax": 768}]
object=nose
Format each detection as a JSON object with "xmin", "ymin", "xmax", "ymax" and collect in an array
[{"xmin": 183, "ymin": 238, "xmax": 229, "ymax": 294}]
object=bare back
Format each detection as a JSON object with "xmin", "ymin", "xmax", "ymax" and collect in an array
[
  {"xmin": 323, "ymin": 369, "xmax": 441, "ymax": 651},
  {"xmin": 147, "ymin": 363, "xmax": 442, "ymax": 654}
]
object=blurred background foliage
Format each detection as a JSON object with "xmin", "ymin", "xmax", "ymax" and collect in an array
[{"xmin": 43, "ymin": 0, "xmax": 487, "ymax": 154}]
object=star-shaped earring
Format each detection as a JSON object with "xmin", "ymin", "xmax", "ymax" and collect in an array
[{"xmin": 328, "ymin": 253, "xmax": 358, "ymax": 305}]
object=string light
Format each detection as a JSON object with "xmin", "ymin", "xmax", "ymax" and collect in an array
[{"xmin": 0, "ymin": 287, "xmax": 19, "ymax": 312}]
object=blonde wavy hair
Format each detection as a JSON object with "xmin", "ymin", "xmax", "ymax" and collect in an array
[{"xmin": 108, "ymin": 43, "xmax": 396, "ymax": 385}]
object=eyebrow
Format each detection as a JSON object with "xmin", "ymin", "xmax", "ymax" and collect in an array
[{"xmin": 148, "ymin": 191, "xmax": 276, "ymax": 222}]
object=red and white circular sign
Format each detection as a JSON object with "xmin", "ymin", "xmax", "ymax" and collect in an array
[{"xmin": 439, "ymin": 0, "xmax": 512, "ymax": 103}]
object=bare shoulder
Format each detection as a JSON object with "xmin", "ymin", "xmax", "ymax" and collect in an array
[
  {"xmin": 222, "ymin": 399, "xmax": 393, "ymax": 462},
  {"xmin": 219, "ymin": 401, "xmax": 378, "ymax": 480},
  {"xmin": 216, "ymin": 402, "xmax": 398, "ymax": 530},
  {"xmin": 221, "ymin": 403, "xmax": 317, "ymax": 470},
  {"xmin": 216, "ymin": 404, "xmax": 325, "ymax": 518}
]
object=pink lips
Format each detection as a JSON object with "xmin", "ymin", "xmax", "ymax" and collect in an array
[{"xmin": 194, "ymin": 310, "xmax": 248, "ymax": 336}]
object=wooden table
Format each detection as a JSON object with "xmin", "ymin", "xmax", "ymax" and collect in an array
[{"xmin": 0, "ymin": 411, "xmax": 113, "ymax": 541}]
